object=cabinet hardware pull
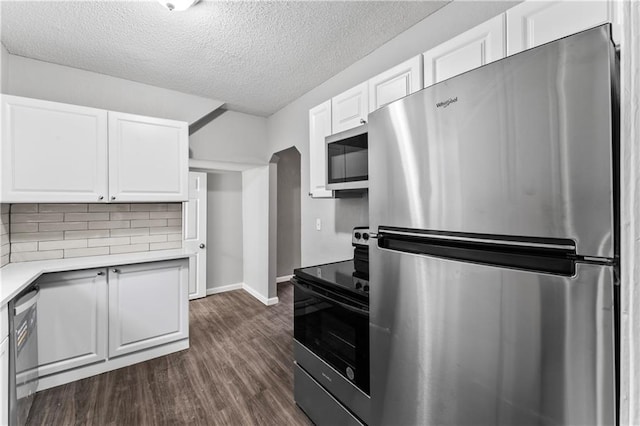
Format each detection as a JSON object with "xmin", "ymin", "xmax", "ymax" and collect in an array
[
  {"xmin": 199, "ymin": 243, "xmax": 205, "ymax": 249},
  {"xmin": 110, "ymin": 196, "xmax": 116, "ymax": 200},
  {"xmin": 359, "ymin": 118, "xmax": 366, "ymax": 124},
  {"xmin": 98, "ymin": 195, "xmax": 104, "ymax": 200},
  {"xmin": 97, "ymin": 271, "xmax": 105, "ymax": 276},
  {"xmin": 112, "ymin": 268, "xmax": 120, "ymax": 273}
]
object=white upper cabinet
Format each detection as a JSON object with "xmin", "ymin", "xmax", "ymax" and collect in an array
[
  {"xmin": 309, "ymin": 100, "xmax": 333, "ymax": 198},
  {"xmin": 331, "ymin": 82, "xmax": 369, "ymax": 134},
  {"xmin": 507, "ymin": 0, "xmax": 618, "ymax": 55},
  {"xmin": 108, "ymin": 112, "xmax": 188, "ymax": 202},
  {"xmin": 0, "ymin": 95, "xmax": 188, "ymax": 203},
  {"xmin": 423, "ymin": 15, "xmax": 506, "ymax": 87},
  {"xmin": 368, "ymin": 55, "xmax": 423, "ymax": 113},
  {"xmin": 1, "ymin": 95, "xmax": 109, "ymax": 203}
]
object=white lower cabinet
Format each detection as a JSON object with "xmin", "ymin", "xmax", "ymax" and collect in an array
[
  {"xmin": 36, "ymin": 269, "xmax": 108, "ymax": 376},
  {"xmin": 30, "ymin": 258, "xmax": 189, "ymax": 391},
  {"xmin": 108, "ymin": 259, "xmax": 189, "ymax": 357}
]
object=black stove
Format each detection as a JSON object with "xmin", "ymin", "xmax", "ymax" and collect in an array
[
  {"xmin": 293, "ymin": 260, "xmax": 369, "ymax": 301},
  {"xmin": 292, "ymin": 227, "xmax": 371, "ymax": 425}
]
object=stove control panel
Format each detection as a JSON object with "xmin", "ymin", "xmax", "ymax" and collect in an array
[{"xmin": 352, "ymin": 227, "xmax": 370, "ymax": 247}]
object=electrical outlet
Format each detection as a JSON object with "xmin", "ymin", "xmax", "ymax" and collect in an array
[{"xmin": 316, "ymin": 218, "xmax": 322, "ymax": 231}]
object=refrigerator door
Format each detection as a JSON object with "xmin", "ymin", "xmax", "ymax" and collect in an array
[
  {"xmin": 368, "ymin": 24, "xmax": 617, "ymax": 259},
  {"xmin": 370, "ymin": 246, "xmax": 615, "ymax": 426}
]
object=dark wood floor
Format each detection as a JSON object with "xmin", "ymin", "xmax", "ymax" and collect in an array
[{"xmin": 27, "ymin": 283, "xmax": 314, "ymax": 426}]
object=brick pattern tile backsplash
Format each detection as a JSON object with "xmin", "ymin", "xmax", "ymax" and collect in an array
[
  {"xmin": 1, "ymin": 204, "xmax": 9, "ymax": 267},
  {"xmin": 9, "ymin": 203, "xmax": 183, "ymax": 263}
]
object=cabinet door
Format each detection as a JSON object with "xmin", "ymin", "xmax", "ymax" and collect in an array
[
  {"xmin": 423, "ymin": 15, "xmax": 506, "ymax": 87},
  {"xmin": 108, "ymin": 260, "xmax": 189, "ymax": 358},
  {"xmin": 1, "ymin": 95, "xmax": 109, "ymax": 203},
  {"xmin": 331, "ymin": 82, "xmax": 368, "ymax": 134},
  {"xmin": 507, "ymin": 1, "xmax": 617, "ymax": 55},
  {"xmin": 369, "ymin": 55, "xmax": 423, "ymax": 113},
  {"xmin": 36, "ymin": 269, "xmax": 108, "ymax": 377},
  {"xmin": 309, "ymin": 101, "xmax": 333, "ymax": 198},
  {"xmin": 108, "ymin": 112, "xmax": 188, "ymax": 202}
]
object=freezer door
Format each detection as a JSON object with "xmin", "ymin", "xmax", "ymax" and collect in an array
[
  {"xmin": 368, "ymin": 25, "xmax": 617, "ymax": 259},
  {"xmin": 370, "ymin": 246, "xmax": 615, "ymax": 426}
]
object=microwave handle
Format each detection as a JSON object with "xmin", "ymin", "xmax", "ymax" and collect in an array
[{"xmin": 291, "ymin": 277, "xmax": 369, "ymax": 316}]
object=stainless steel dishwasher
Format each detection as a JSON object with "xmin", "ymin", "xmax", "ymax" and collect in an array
[{"xmin": 8, "ymin": 283, "xmax": 40, "ymax": 426}]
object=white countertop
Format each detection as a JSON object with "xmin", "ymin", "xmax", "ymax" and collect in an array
[{"xmin": 0, "ymin": 249, "xmax": 195, "ymax": 305}]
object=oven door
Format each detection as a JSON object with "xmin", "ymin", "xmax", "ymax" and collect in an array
[{"xmin": 293, "ymin": 277, "xmax": 369, "ymax": 395}]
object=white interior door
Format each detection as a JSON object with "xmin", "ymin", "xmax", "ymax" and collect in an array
[{"xmin": 184, "ymin": 171, "xmax": 207, "ymax": 299}]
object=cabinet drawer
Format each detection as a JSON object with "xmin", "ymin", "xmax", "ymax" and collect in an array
[{"xmin": 294, "ymin": 364, "xmax": 363, "ymax": 426}]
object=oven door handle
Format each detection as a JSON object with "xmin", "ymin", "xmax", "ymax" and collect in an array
[{"xmin": 291, "ymin": 277, "xmax": 369, "ymax": 316}]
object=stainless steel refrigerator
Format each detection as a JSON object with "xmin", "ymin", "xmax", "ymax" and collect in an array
[{"xmin": 368, "ymin": 24, "xmax": 618, "ymax": 426}]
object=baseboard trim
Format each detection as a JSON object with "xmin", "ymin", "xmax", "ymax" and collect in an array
[
  {"xmin": 206, "ymin": 283, "xmax": 243, "ymax": 296},
  {"xmin": 36, "ymin": 339, "xmax": 189, "ymax": 392},
  {"xmin": 206, "ymin": 282, "xmax": 279, "ymax": 306},
  {"xmin": 242, "ymin": 283, "xmax": 279, "ymax": 306},
  {"xmin": 276, "ymin": 274, "xmax": 294, "ymax": 283}
]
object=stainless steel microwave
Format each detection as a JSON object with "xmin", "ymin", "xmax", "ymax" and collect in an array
[{"xmin": 325, "ymin": 124, "xmax": 368, "ymax": 191}]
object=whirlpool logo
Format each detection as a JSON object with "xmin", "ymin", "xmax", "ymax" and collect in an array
[{"xmin": 436, "ymin": 97, "xmax": 458, "ymax": 109}]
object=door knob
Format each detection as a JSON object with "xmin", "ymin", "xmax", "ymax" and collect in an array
[{"xmin": 199, "ymin": 243, "xmax": 205, "ymax": 249}]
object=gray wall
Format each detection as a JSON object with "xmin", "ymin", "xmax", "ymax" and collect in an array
[
  {"xmin": 275, "ymin": 147, "xmax": 301, "ymax": 277},
  {"xmin": 190, "ymin": 109, "xmax": 269, "ymax": 164},
  {"xmin": 1, "ymin": 43, "xmax": 8, "ymax": 92},
  {"xmin": 266, "ymin": 1, "xmax": 520, "ymax": 267},
  {"xmin": 206, "ymin": 172, "xmax": 244, "ymax": 290}
]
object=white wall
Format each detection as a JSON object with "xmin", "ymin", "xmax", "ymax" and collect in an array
[
  {"xmin": 242, "ymin": 166, "xmax": 276, "ymax": 305},
  {"xmin": 206, "ymin": 172, "xmax": 243, "ymax": 291},
  {"xmin": 619, "ymin": 2, "xmax": 640, "ymax": 423},
  {"xmin": 2, "ymin": 53, "xmax": 222, "ymax": 121},
  {"xmin": 266, "ymin": 1, "xmax": 520, "ymax": 267}
]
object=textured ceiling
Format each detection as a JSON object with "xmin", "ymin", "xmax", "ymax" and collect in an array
[{"xmin": 0, "ymin": 1, "xmax": 448, "ymax": 116}]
